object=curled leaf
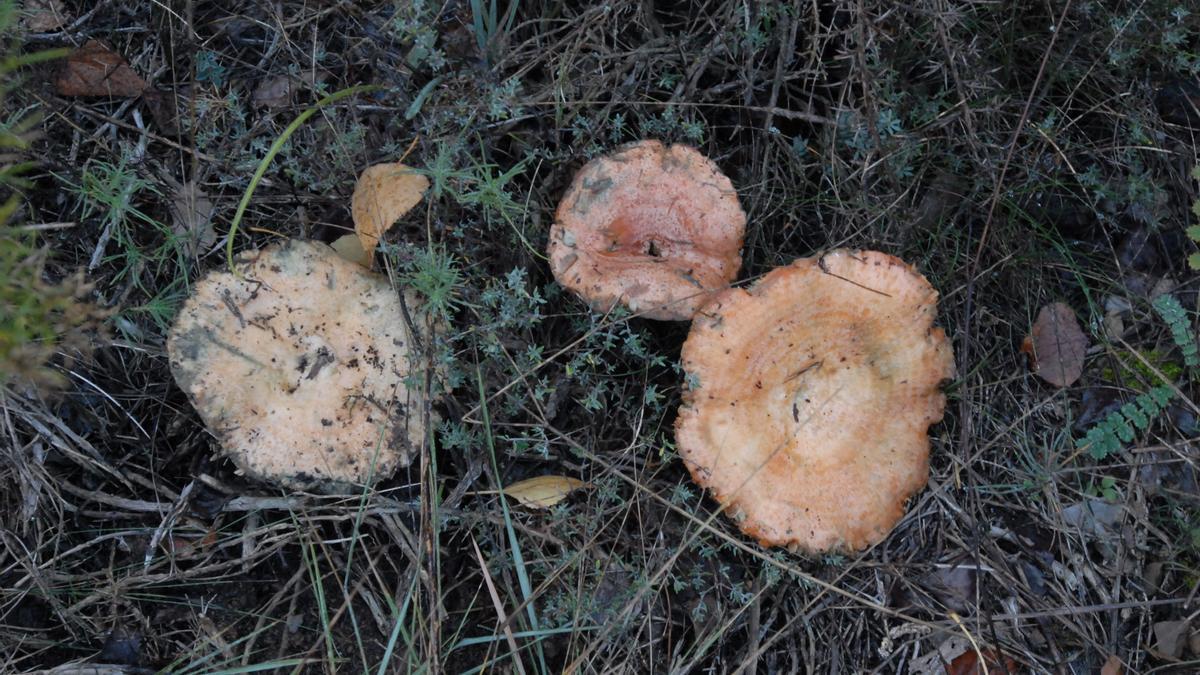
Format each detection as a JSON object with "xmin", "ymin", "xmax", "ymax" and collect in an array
[
  {"xmin": 502, "ymin": 475, "xmax": 587, "ymax": 509},
  {"xmin": 1024, "ymin": 302, "xmax": 1088, "ymax": 387},
  {"xmin": 330, "ymin": 233, "xmax": 370, "ymax": 268},
  {"xmin": 55, "ymin": 40, "xmax": 147, "ymax": 98},
  {"xmin": 350, "ymin": 162, "xmax": 428, "ymax": 264}
]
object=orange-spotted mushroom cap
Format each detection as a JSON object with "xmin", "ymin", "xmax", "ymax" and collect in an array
[
  {"xmin": 675, "ymin": 250, "xmax": 955, "ymax": 552},
  {"xmin": 547, "ymin": 140, "xmax": 746, "ymax": 320},
  {"xmin": 167, "ymin": 239, "xmax": 433, "ymax": 491}
]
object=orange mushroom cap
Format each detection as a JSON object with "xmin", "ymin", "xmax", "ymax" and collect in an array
[
  {"xmin": 675, "ymin": 250, "xmax": 955, "ymax": 552},
  {"xmin": 547, "ymin": 140, "xmax": 746, "ymax": 320},
  {"xmin": 167, "ymin": 239, "xmax": 433, "ymax": 491}
]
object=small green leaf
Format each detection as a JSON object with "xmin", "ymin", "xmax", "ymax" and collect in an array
[
  {"xmin": 1187, "ymin": 225, "xmax": 1200, "ymax": 241},
  {"xmin": 1189, "ymin": 252, "xmax": 1200, "ymax": 271},
  {"xmin": 404, "ymin": 76, "xmax": 444, "ymax": 120}
]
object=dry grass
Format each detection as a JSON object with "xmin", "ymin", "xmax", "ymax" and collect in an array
[{"xmin": 3, "ymin": 0, "xmax": 1200, "ymax": 672}]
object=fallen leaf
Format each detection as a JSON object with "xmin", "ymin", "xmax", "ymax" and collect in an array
[
  {"xmin": 1100, "ymin": 654, "xmax": 1123, "ymax": 675},
  {"xmin": 502, "ymin": 475, "xmax": 587, "ymax": 509},
  {"xmin": 925, "ymin": 564, "xmax": 977, "ymax": 614},
  {"xmin": 143, "ymin": 88, "xmax": 188, "ymax": 136},
  {"xmin": 1144, "ymin": 561, "xmax": 1165, "ymax": 593},
  {"xmin": 944, "ymin": 647, "xmax": 1020, "ymax": 674},
  {"xmin": 252, "ymin": 75, "xmax": 293, "ymax": 109},
  {"xmin": 1061, "ymin": 498, "xmax": 1123, "ymax": 540},
  {"xmin": 351, "ymin": 163, "xmax": 428, "ymax": 264},
  {"xmin": 1154, "ymin": 619, "xmax": 1190, "ymax": 659},
  {"xmin": 907, "ymin": 635, "xmax": 971, "ymax": 675},
  {"xmin": 170, "ymin": 180, "xmax": 216, "ymax": 258},
  {"xmin": 55, "ymin": 40, "xmax": 148, "ymax": 98},
  {"xmin": 1102, "ymin": 311, "xmax": 1125, "ymax": 341},
  {"xmin": 330, "ymin": 234, "xmax": 371, "ymax": 267},
  {"xmin": 22, "ymin": 0, "xmax": 69, "ymax": 31},
  {"xmin": 1025, "ymin": 302, "xmax": 1088, "ymax": 387}
]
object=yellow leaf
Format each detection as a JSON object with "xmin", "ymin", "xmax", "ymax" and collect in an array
[
  {"xmin": 502, "ymin": 475, "xmax": 587, "ymax": 509},
  {"xmin": 330, "ymin": 233, "xmax": 370, "ymax": 267},
  {"xmin": 351, "ymin": 162, "xmax": 429, "ymax": 265}
]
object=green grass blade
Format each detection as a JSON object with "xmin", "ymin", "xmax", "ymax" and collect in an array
[
  {"xmin": 476, "ymin": 365, "xmax": 549, "ymax": 674},
  {"xmin": 225, "ymin": 84, "xmax": 380, "ymax": 272}
]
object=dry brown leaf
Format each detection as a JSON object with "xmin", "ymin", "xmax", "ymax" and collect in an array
[
  {"xmin": 1024, "ymin": 302, "xmax": 1088, "ymax": 387},
  {"xmin": 944, "ymin": 648, "xmax": 1020, "ymax": 675},
  {"xmin": 143, "ymin": 88, "xmax": 188, "ymax": 136},
  {"xmin": 55, "ymin": 40, "xmax": 148, "ymax": 98},
  {"xmin": 23, "ymin": 0, "xmax": 69, "ymax": 31},
  {"xmin": 170, "ymin": 180, "xmax": 216, "ymax": 258},
  {"xmin": 502, "ymin": 475, "xmax": 587, "ymax": 509},
  {"xmin": 907, "ymin": 635, "xmax": 970, "ymax": 675},
  {"xmin": 1154, "ymin": 619, "xmax": 1191, "ymax": 659},
  {"xmin": 1100, "ymin": 654, "xmax": 1123, "ymax": 675},
  {"xmin": 330, "ymin": 234, "xmax": 371, "ymax": 268},
  {"xmin": 252, "ymin": 75, "xmax": 293, "ymax": 109},
  {"xmin": 350, "ymin": 163, "xmax": 428, "ymax": 264}
]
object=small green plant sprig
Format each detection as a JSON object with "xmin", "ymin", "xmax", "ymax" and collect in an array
[
  {"xmin": 1076, "ymin": 385, "xmax": 1174, "ymax": 459},
  {"xmin": 1187, "ymin": 165, "xmax": 1200, "ymax": 269},
  {"xmin": 1153, "ymin": 293, "xmax": 1199, "ymax": 367},
  {"xmin": 1076, "ymin": 293, "xmax": 1198, "ymax": 459}
]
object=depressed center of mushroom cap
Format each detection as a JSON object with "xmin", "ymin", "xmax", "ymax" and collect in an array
[
  {"xmin": 675, "ymin": 249, "xmax": 955, "ymax": 552},
  {"xmin": 548, "ymin": 140, "xmax": 746, "ymax": 321}
]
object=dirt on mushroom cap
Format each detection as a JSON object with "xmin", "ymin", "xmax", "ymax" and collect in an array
[
  {"xmin": 547, "ymin": 140, "xmax": 746, "ymax": 321},
  {"xmin": 674, "ymin": 249, "xmax": 955, "ymax": 553},
  {"xmin": 167, "ymin": 239, "xmax": 433, "ymax": 491}
]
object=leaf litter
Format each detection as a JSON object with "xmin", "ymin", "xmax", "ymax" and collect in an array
[
  {"xmin": 500, "ymin": 475, "xmax": 588, "ymax": 509},
  {"xmin": 22, "ymin": 0, "xmax": 69, "ymax": 32},
  {"xmin": 55, "ymin": 40, "xmax": 148, "ymax": 98},
  {"xmin": 1022, "ymin": 302, "xmax": 1088, "ymax": 387},
  {"xmin": 349, "ymin": 162, "xmax": 429, "ymax": 265},
  {"xmin": 169, "ymin": 180, "xmax": 216, "ymax": 259}
]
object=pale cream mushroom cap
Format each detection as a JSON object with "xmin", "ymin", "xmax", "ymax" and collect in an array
[
  {"xmin": 167, "ymin": 239, "xmax": 432, "ymax": 490},
  {"xmin": 675, "ymin": 250, "xmax": 955, "ymax": 552},
  {"xmin": 547, "ymin": 140, "xmax": 746, "ymax": 320}
]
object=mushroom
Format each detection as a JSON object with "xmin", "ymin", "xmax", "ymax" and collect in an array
[
  {"xmin": 547, "ymin": 140, "xmax": 746, "ymax": 320},
  {"xmin": 167, "ymin": 239, "xmax": 433, "ymax": 491},
  {"xmin": 674, "ymin": 250, "xmax": 955, "ymax": 552}
]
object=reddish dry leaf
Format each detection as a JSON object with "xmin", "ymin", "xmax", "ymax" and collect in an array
[
  {"xmin": 1024, "ymin": 302, "xmax": 1088, "ymax": 387},
  {"xmin": 945, "ymin": 648, "xmax": 1020, "ymax": 674},
  {"xmin": 1100, "ymin": 654, "xmax": 1123, "ymax": 675},
  {"xmin": 55, "ymin": 40, "xmax": 147, "ymax": 98}
]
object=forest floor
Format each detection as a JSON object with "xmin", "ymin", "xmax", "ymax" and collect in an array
[{"xmin": 3, "ymin": 0, "xmax": 1200, "ymax": 673}]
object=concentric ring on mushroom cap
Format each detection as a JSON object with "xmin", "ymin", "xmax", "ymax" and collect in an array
[
  {"xmin": 168, "ymin": 239, "xmax": 432, "ymax": 491},
  {"xmin": 547, "ymin": 140, "xmax": 746, "ymax": 321},
  {"xmin": 675, "ymin": 250, "xmax": 955, "ymax": 552}
]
